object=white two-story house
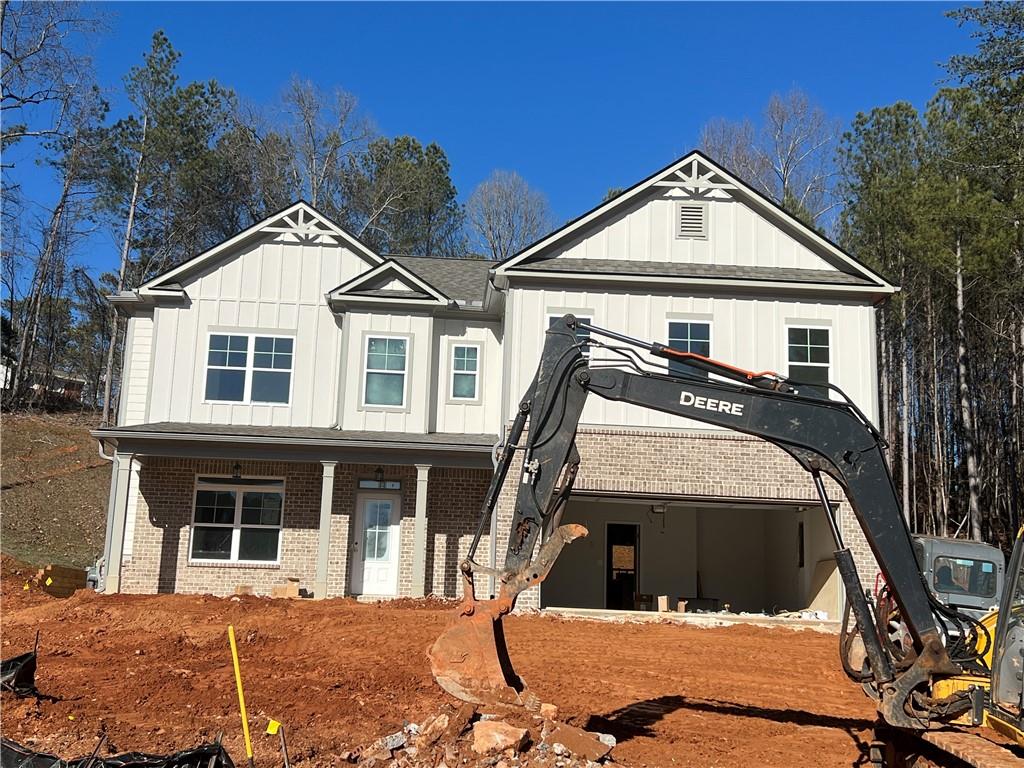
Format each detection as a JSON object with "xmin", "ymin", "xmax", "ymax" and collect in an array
[{"xmin": 94, "ymin": 151, "xmax": 896, "ymax": 617}]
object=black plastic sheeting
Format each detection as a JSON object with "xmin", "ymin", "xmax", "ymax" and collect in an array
[
  {"xmin": 0, "ymin": 740, "xmax": 235, "ymax": 768},
  {"xmin": 0, "ymin": 634, "xmax": 39, "ymax": 698}
]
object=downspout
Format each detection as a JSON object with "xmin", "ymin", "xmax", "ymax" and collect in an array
[
  {"xmin": 488, "ymin": 267, "xmax": 508, "ymax": 599},
  {"xmin": 97, "ymin": 436, "xmax": 115, "ymax": 462},
  {"xmin": 489, "ymin": 432, "xmax": 502, "ymax": 599}
]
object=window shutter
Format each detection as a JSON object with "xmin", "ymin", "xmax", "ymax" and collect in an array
[{"xmin": 676, "ymin": 202, "xmax": 708, "ymax": 240}]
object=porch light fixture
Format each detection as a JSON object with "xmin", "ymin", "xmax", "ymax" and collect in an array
[
  {"xmin": 232, "ymin": 462, "xmax": 242, "ymax": 481},
  {"xmin": 374, "ymin": 466, "xmax": 385, "ymax": 487}
]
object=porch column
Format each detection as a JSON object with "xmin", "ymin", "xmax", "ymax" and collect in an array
[
  {"xmin": 410, "ymin": 464, "xmax": 431, "ymax": 597},
  {"xmin": 314, "ymin": 461, "xmax": 337, "ymax": 600},
  {"xmin": 104, "ymin": 452, "xmax": 134, "ymax": 594}
]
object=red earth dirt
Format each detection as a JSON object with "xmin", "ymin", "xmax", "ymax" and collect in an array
[{"xmin": 1, "ymin": 557, "xmax": 877, "ymax": 767}]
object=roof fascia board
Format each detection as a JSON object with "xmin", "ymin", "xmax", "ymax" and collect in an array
[{"xmin": 139, "ymin": 201, "xmax": 382, "ymax": 292}]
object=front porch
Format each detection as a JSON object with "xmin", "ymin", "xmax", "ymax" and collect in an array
[{"xmin": 93, "ymin": 423, "xmax": 497, "ymax": 600}]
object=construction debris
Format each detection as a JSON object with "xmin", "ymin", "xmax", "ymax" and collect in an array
[
  {"xmin": 34, "ymin": 565, "xmax": 86, "ymax": 599},
  {"xmin": 339, "ymin": 703, "xmax": 613, "ymax": 767},
  {"xmin": 270, "ymin": 578, "xmax": 300, "ymax": 599}
]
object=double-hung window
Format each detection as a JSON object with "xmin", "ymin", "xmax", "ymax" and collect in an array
[
  {"xmin": 364, "ymin": 336, "xmax": 407, "ymax": 407},
  {"xmin": 190, "ymin": 476, "xmax": 284, "ymax": 563},
  {"xmin": 787, "ymin": 326, "xmax": 831, "ymax": 396},
  {"xmin": 667, "ymin": 321, "xmax": 711, "ymax": 379},
  {"xmin": 451, "ymin": 344, "xmax": 480, "ymax": 400},
  {"xmin": 205, "ymin": 333, "xmax": 293, "ymax": 404}
]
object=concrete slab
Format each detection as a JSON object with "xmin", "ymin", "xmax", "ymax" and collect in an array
[{"xmin": 542, "ymin": 605, "xmax": 840, "ymax": 633}]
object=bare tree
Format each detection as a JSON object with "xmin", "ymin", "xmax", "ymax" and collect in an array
[
  {"xmin": 1, "ymin": 0, "xmax": 99, "ymax": 155},
  {"xmin": 281, "ymin": 76, "xmax": 373, "ymax": 216},
  {"xmin": 700, "ymin": 88, "xmax": 840, "ymax": 226},
  {"xmin": 466, "ymin": 170, "xmax": 553, "ymax": 260}
]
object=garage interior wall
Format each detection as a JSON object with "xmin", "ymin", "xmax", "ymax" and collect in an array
[{"xmin": 541, "ymin": 498, "xmax": 839, "ymax": 615}]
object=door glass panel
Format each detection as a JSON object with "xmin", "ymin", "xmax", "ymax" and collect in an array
[{"xmin": 364, "ymin": 500, "xmax": 391, "ymax": 560}]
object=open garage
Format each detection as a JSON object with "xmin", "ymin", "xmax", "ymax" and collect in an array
[{"xmin": 541, "ymin": 495, "xmax": 843, "ymax": 618}]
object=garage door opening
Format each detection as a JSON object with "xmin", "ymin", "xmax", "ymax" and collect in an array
[{"xmin": 541, "ymin": 497, "xmax": 841, "ymax": 619}]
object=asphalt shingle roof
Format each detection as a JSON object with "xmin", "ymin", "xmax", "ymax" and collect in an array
[
  {"xmin": 389, "ymin": 255, "xmax": 493, "ymax": 303},
  {"xmin": 514, "ymin": 258, "xmax": 876, "ymax": 286}
]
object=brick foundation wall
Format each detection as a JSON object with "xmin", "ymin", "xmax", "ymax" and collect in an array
[{"xmin": 117, "ymin": 429, "xmax": 879, "ymax": 606}]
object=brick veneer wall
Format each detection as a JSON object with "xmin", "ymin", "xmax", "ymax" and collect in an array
[
  {"xmin": 120, "ymin": 457, "xmax": 322, "ymax": 595},
  {"xmin": 117, "ymin": 430, "xmax": 879, "ymax": 604},
  {"xmin": 494, "ymin": 427, "xmax": 879, "ymax": 611},
  {"xmin": 119, "ymin": 457, "xmax": 493, "ymax": 599},
  {"xmin": 426, "ymin": 468, "xmax": 494, "ymax": 598}
]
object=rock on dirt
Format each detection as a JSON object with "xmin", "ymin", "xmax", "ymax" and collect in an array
[
  {"xmin": 471, "ymin": 721, "xmax": 529, "ymax": 755},
  {"xmin": 544, "ymin": 723, "xmax": 613, "ymax": 762}
]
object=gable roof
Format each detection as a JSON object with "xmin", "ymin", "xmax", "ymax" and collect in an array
[
  {"xmin": 327, "ymin": 258, "xmax": 450, "ymax": 307},
  {"xmin": 493, "ymin": 150, "xmax": 896, "ymax": 293},
  {"xmin": 138, "ymin": 201, "xmax": 382, "ymax": 293}
]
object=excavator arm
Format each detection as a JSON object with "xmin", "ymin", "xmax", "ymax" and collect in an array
[{"xmin": 428, "ymin": 316, "xmax": 973, "ymax": 728}]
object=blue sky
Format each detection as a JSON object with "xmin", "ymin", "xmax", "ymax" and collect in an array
[{"xmin": 13, "ymin": 1, "xmax": 976, "ymax": 275}]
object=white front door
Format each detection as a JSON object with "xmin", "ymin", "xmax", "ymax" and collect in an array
[{"xmin": 350, "ymin": 494, "xmax": 400, "ymax": 596}]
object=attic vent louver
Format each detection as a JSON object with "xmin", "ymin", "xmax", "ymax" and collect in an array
[{"xmin": 676, "ymin": 201, "xmax": 708, "ymax": 240}]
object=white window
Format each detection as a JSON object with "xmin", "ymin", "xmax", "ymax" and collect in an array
[
  {"xmin": 189, "ymin": 476, "xmax": 284, "ymax": 563},
  {"xmin": 667, "ymin": 321, "xmax": 711, "ymax": 378},
  {"xmin": 675, "ymin": 201, "xmax": 708, "ymax": 239},
  {"xmin": 451, "ymin": 344, "xmax": 480, "ymax": 400},
  {"xmin": 787, "ymin": 326, "xmax": 831, "ymax": 395},
  {"xmin": 204, "ymin": 333, "xmax": 293, "ymax": 404},
  {"xmin": 364, "ymin": 336, "xmax": 407, "ymax": 407},
  {"xmin": 547, "ymin": 314, "xmax": 592, "ymax": 358}
]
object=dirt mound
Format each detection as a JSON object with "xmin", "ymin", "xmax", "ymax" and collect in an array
[
  {"xmin": 1, "ymin": 412, "xmax": 109, "ymax": 567},
  {"xmin": 0, "ymin": 566, "xmax": 875, "ymax": 767}
]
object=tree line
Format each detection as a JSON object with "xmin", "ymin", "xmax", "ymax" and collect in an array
[{"xmin": 3, "ymin": 1, "xmax": 1021, "ymax": 546}]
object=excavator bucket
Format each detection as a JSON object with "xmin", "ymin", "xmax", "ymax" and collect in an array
[
  {"xmin": 428, "ymin": 523, "xmax": 588, "ymax": 708},
  {"xmin": 428, "ymin": 597, "xmax": 527, "ymax": 707}
]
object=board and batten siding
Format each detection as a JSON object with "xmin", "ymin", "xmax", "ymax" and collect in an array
[
  {"xmin": 338, "ymin": 311, "xmax": 434, "ymax": 433},
  {"xmin": 551, "ymin": 191, "xmax": 839, "ymax": 271},
  {"xmin": 506, "ymin": 286, "xmax": 879, "ymax": 430},
  {"xmin": 433, "ymin": 318, "xmax": 503, "ymax": 435},
  {"xmin": 120, "ymin": 313, "xmax": 153, "ymax": 426},
  {"xmin": 145, "ymin": 235, "xmax": 373, "ymax": 428}
]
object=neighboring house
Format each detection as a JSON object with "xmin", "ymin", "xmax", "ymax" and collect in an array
[
  {"xmin": 94, "ymin": 151, "xmax": 896, "ymax": 618},
  {"xmin": 1, "ymin": 364, "xmax": 86, "ymax": 403}
]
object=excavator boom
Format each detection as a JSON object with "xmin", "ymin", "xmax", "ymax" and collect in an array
[{"xmin": 428, "ymin": 316, "xmax": 975, "ymax": 728}]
